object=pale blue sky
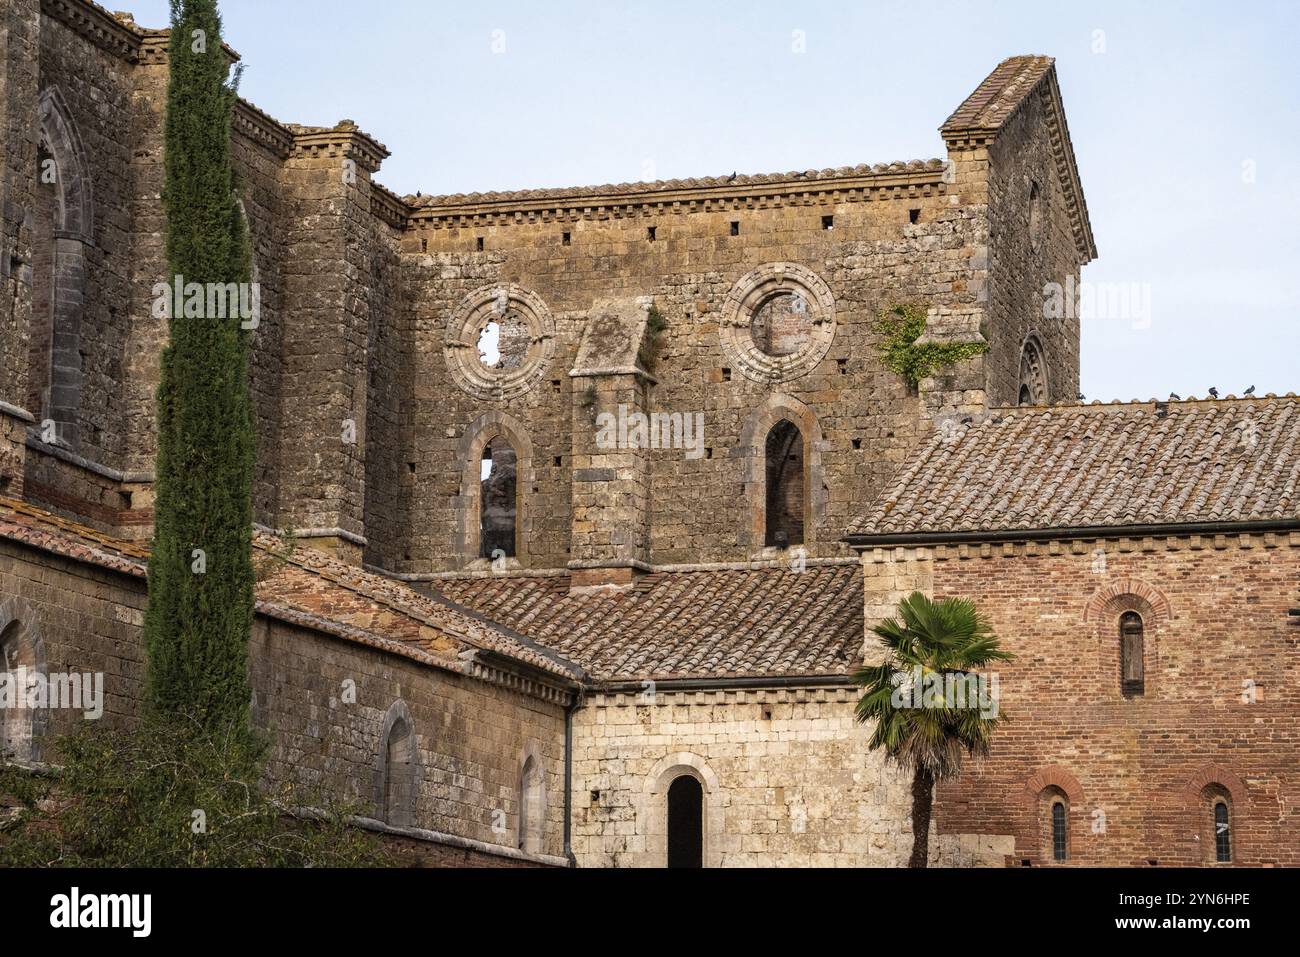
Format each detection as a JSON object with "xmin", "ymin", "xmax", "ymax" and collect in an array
[{"xmin": 128, "ymin": 0, "xmax": 1300, "ymax": 401}]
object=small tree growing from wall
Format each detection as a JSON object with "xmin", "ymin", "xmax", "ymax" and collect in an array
[
  {"xmin": 142, "ymin": 0, "xmax": 256, "ymax": 739},
  {"xmin": 851, "ymin": 592, "xmax": 1014, "ymax": 867}
]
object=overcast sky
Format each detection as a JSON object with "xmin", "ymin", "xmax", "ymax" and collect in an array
[{"xmin": 127, "ymin": 0, "xmax": 1300, "ymax": 402}]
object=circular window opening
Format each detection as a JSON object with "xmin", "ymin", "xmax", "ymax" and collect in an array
[
  {"xmin": 477, "ymin": 310, "xmax": 530, "ymax": 370},
  {"xmin": 750, "ymin": 292, "xmax": 812, "ymax": 357}
]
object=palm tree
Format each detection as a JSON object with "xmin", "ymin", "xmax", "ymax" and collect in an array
[{"xmin": 851, "ymin": 592, "xmax": 1014, "ymax": 867}]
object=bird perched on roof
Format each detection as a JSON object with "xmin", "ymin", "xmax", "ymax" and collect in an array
[
  {"xmin": 726, "ymin": 171, "xmax": 737, "ymax": 182},
  {"xmin": 1169, "ymin": 392, "xmax": 1181, "ymax": 401},
  {"xmin": 1244, "ymin": 385, "xmax": 1256, "ymax": 395},
  {"xmin": 1077, "ymin": 392, "xmax": 1086, "ymax": 401},
  {"xmin": 1209, "ymin": 386, "xmax": 1219, "ymax": 398}
]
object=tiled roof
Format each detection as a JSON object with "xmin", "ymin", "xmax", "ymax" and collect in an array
[
  {"xmin": 0, "ymin": 499, "xmax": 581, "ymax": 682},
  {"xmin": 0, "ymin": 497, "xmax": 148, "ymax": 576},
  {"xmin": 435, "ymin": 563, "xmax": 864, "ymax": 682},
  {"xmin": 254, "ymin": 537, "xmax": 584, "ymax": 681},
  {"xmin": 941, "ymin": 55, "xmax": 1097, "ymax": 265},
  {"xmin": 941, "ymin": 55, "xmax": 1056, "ymax": 134},
  {"xmin": 848, "ymin": 397, "xmax": 1300, "ymax": 540}
]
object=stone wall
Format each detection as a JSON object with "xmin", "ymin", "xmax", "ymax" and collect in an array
[
  {"xmin": 860, "ymin": 532, "xmax": 1300, "ymax": 866},
  {"xmin": 0, "ymin": 537, "xmax": 569, "ymax": 862},
  {"xmin": 570, "ymin": 687, "xmax": 917, "ymax": 867},
  {"xmin": 982, "ymin": 84, "xmax": 1085, "ymax": 407},
  {"xmin": 384, "ymin": 174, "xmax": 989, "ymax": 575}
]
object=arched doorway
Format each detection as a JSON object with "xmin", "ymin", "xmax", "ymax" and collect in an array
[{"xmin": 667, "ymin": 775, "xmax": 703, "ymax": 868}]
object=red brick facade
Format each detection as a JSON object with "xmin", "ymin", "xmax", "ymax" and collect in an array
[{"xmin": 920, "ymin": 534, "xmax": 1299, "ymax": 866}]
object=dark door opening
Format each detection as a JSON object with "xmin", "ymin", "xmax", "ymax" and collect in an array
[{"xmin": 667, "ymin": 775, "xmax": 703, "ymax": 868}]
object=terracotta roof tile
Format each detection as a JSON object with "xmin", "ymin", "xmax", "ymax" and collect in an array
[
  {"xmin": 848, "ymin": 397, "xmax": 1300, "ymax": 539},
  {"xmin": 436, "ymin": 563, "xmax": 863, "ymax": 682},
  {"xmin": 0, "ymin": 500, "xmax": 581, "ymax": 682}
]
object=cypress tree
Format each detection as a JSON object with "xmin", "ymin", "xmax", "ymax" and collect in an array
[{"xmin": 142, "ymin": 0, "xmax": 255, "ymax": 737}]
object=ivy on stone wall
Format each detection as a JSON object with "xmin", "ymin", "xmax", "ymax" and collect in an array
[{"xmin": 875, "ymin": 303, "xmax": 988, "ymax": 388}]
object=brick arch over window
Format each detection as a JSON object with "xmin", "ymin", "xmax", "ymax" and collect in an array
[
  {"xmin": 453, "ymin": 411, "xmax": 534, "ymax": 568},
  {"xmin": 738, "ymin": 394, "xmax": 826, "ymax": 552},
  {"xmin": 1182, "ymin": 765, "xmax": 1247, "ymax": 807},
  {"xmin": 645, "ymin": 752, "xmax": 725, "ymax": 869},
  {"xmin": 1182, "ymin": 766, "xmax": 1247, "ymax": 864},
  {"xmin": 1023, "ymin": 765, "xmax": 1084, "ymax": 805},
  {"xmin": 1085, "ymin": 579, "xmax": 1170, "ymax": 696},
  {"xmin": 1084, "ymin": 579, "xmax": 1172, "ymax": 625},
  {"xmin": 30, "ymin": 87, "xmax": 93, "ymax": 450},
  {"xmin": 0, "ymin": 598, "xmax": 48, "ymax": 764}
]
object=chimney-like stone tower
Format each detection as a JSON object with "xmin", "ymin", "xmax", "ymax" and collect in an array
[{"xmin": 274, "ymin": 121, "xmax": 389, "ymax": 563}]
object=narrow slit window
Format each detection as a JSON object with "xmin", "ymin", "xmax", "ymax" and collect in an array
[
  {"xmin": 1120, "ymin": 611, "xmax": 1145, "ymax": 696},
  {"xmin": 1214, "ymin": 800, "xmax": 1231, "ymax": 863},
  {"xmin": 1051, "ymin": 801, "xmax": 1068, "ymax": 862}
]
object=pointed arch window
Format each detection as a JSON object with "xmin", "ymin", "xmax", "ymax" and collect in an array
[
  {"xmin": 0, "ymin": 619, "xmax": 37, "ymax": 762},
  {"xmin": 1120, "ymin": 611, "xmax": 1145, "ymax": 697},
  {"xmin": 518, "ymin": 754, "xmax": 544, "ymax": 854},
  {"xmin": 380, "ymin": 711, "xmax": 416, "ymax": 827},
  {"xmin": 30, "ymin": 90, "xmax": 92, "ymax": 450},
  {"xmin": 480, "ymin": 437, "xmax": 517, "ymax": 560},
  {"xmin": 764, "ymin": 420, "xmax": 804, "ymax": 548}
]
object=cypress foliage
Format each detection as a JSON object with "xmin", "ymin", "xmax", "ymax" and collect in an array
[{"xmin": 142, "ymin": 0, "xmax": 255, "ymax": 737}]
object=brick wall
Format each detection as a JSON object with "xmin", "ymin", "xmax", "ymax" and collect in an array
[{"xmin": 862, "ymin": 532, "xmax": 1300, "ymax": 866}]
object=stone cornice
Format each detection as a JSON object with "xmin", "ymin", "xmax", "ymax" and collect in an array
[
  {"xmin": 289, "ymin": 122, "xmax": 390, "ymax": 173},
  {"xmin": 371, "ymin": 182, "xmax": 410, "ymax": 229},
  {"xmin": 1038, "ymin": 74, "xmax": 1097, "ymax": 265},
  {"xmin": 41, "ymin": 0, "xmax": 140, "ymax": 61},
  {"xmin": 590, "ymin": 685, "xmax": 858, "ymax": 707},
  {"xmin": 859, "ymin": 529, "xmax": 1300, "ymax": 565},
  {"xmin": 460, "ymin": 651, "xmax": 577, "ymax": 705},
  {"xmin": 406, "ymin": 162, "xmax": 949, "ymax": 229},
  {"xmin": 234, "ymin": 100, "xmax": 294, "ymax": 158}
]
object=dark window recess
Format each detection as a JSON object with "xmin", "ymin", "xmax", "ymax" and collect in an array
[
  {"xmin": 667, "ymin": 775, "xmax": 704, "ymax": 868},
  {"xmin": 764, "ymin": 420, "xmax": 805, "ymax": 548},
  {"xmin": 480, "ymin": 437, "xmax": 517, "ymax": 559},
  {"xmin": 730, "ymin": 221, "xmax": 740, "ymax": 236},
  {"xmin": 562, "ymin": 231, "xmax": 571, "ymax": 246},
  {"xmin": 647, "ymin": 226, "xmax": 657, "ymax": 242},
  {"xmin": 420, "ymin": 237, "xmax": 428, "ymax": 252},
  {"xmin": 476, "ymin": 236, "xmax": 484, "ymax": 251},
  {"xmin": 909, "ymin": 208, "xmax": 921, "ymax": 224},
  {"xmin": 1120, "ymin": 612, "xmax": 1145, "ymax": 696},
  {"xmin": 837, "ymin": 358, "xmax": 848, "ymax": 375},
  {"xmin": 552, "ymin": 379, "xmax": 562, "ymax": 393},
  {"xmin": 704, "ymin": 448, "xmax": 713, "ymax": 460},
  {"xmin": 1214, "ymin": 802, "xmax": 1232, "ymax": 862},
  {"xmin": 1051, "ymin": 802, "xmax": 1068, "ymax": 861},
  {"xmin": 407, "ymin": 462, "xmax": 416, "ymax": 474},
  {"xmin": 554, "ymin": 456, "xmax": 563, "ymax": 467},
  {"xmin": 821, "ymin": 214, "xmax": 834, "ymax": 230},
  {"xmin": 721, "ymin": 367, "xmax": 731, "ymax": 382},
  {"xmin": 852, "ymin": 438, "xmax": 862, "ymax": 450}
]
